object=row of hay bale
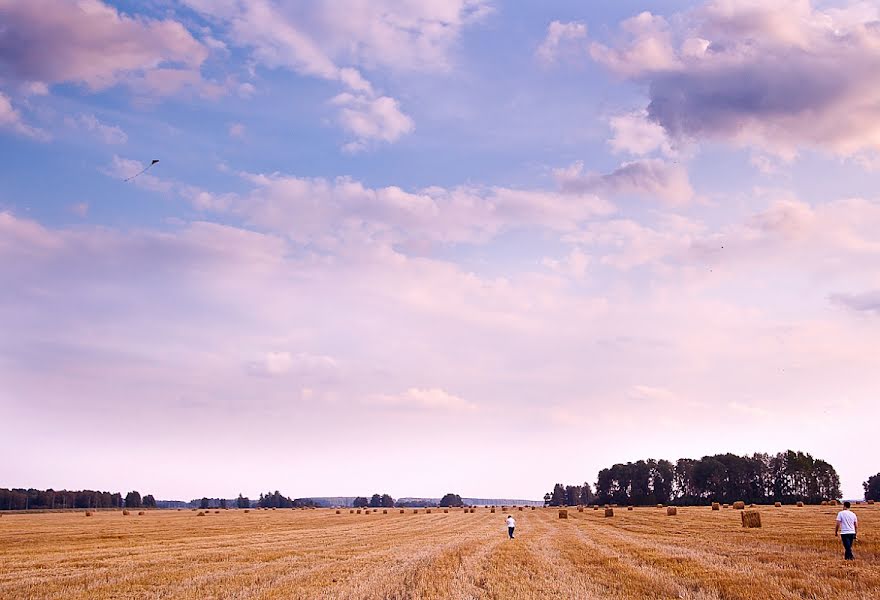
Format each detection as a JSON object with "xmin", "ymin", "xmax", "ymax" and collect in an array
[{"xmin": 561, "ymin": 505, "xmax": 763, "ymax": 528}]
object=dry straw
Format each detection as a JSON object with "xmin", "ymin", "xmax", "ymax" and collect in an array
[
  {"xmin": 604, "ymin": 508, "xmax": 614, "ymax": 517},
  {"xmin": 741, "ymin": 510, "xmax": 762, "ymax": 528},
  {"xmin": 733, "ymin": 501, "xmax": 745, "ymax": 510},
  {"xmin": 712, "ymin": 503, "xmax": 720, "ymax": 510},
  {"xmin": 667, "ymin": 507, "xmax": 677, "ymax": 516},
  {"xmin": 558, "ymin": 509, "xmax": 568, "ymax": 519}
]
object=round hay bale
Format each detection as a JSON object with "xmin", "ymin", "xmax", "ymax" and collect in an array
[
  {"xmin": 426, "ymin": 509, "xmax": 432, "ymax": 514},
  {"xmin": 400, "ymin": 509, "xmax": 405, "ymax": 514},
  {"xmin": 868, "ymin": 500, "xmax": 875, "ymax": 505},
  {"xmin": 356, "ymin": 509, "xmax": 362, "ymax": 514},
  {"xmin": 774, "ymin": 502, "xmax": 782, "ymax": 507},
  {"xmin": 593, "ymin": 506, "xmax": 599, "ymax": 511},
  {"xmin": 197, "ymin": 511, "xmax": 205, "ymax": 516},
  {"xmin": 712, "ymin": 503, "xmax": 720, "ymax": 510},
  {"xmin": 741, "ymin": 510, "xmax": 762, "ymax": 528},
  {"xmin": 627, "ymin": 506, "xmax": 633, "ymax": 511},
  {"xmin": 722, "ymin": 504, "xmax": 728, "ymax": 508},
  {"xmin": 490, "ymin": 508, "xmax": 495, "ymax": 513},
  {"xmin": 443, "ymin": 509, "xmax": 448, "ymax": 513},
  {"xmin": 667, "ymin": 507, "xmax": 677, "ymax": 516},
  {"xmin": 335, "ymin": 510, "xmax": 341, "ymax": 514},
  {"xmin": 349, "ymin": 509, "xmax": 354, "ymax": 513},
  {"xmin": 733, "ymin": 501, "xmax": 745, "ymax": 510},
  {"xmin": 122, "ymin": 510, "xmax": 130, "ymax": 516},
  {"xmin": 518, "ymin": 507, "xmax": 523, "ymax": 511},
  {"xmin": 796, "ymin": 501, "xmax": 804, "ymax": 507},
  {"xmin": 558, "ymin": 509, "xmax": 568, "ymax": 519},
  {"xmin": 470, "ymin": 508, "xmax": 475, "ymax": 513},
  {"xmin": 214, "ymin": 510, "xmax": 220, "ymax": 514},
  {"xmin": 530, "ymin": 507, "xmax": 535, "ymax": 511},
  {"xmin": 244, "ymin": 509, "xmax": 250, "ymax": 513},
  {"xmin": 138, "ymin": 511, "xmax": 145, "ymax": 516},
  {"xmin": 413, "ymin": 509, "xmax": 419, "ymax": 514},
  {"xmin": 656, "ymin": 504, "xmax": 663, "ymax": 509},
  {"xmin": 604, "ymin": 508, "xmax": 614, "ymax": 517},
  {"xmin": 85, "ymin": 511, "xmax": 92, "ymax": 517},
  {"xmin": 383, "ymin": 509, "xmax": 388, "ymax": 514},
  {"xmin": 577, "ymin": 506, "xmax": 584, "ymax": 512},
  {"xmin": 820, "ymin": 500, "xmax": 828, "ymax": 506}
]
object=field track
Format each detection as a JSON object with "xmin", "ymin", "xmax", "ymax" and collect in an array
[{"xmin": 1, "ymin": 505, "xmax": 877, "ymax": 599}]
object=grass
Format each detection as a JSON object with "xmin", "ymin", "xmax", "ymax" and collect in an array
[{"xmin": 0, "ymin": 505, "xmax": 877, "ymax": 599}]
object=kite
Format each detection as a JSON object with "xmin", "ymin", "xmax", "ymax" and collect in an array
[{"xmin": 123, "ymin": 159, "xmax": 160, "ymax": 182}]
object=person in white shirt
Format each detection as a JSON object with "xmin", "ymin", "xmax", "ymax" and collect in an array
[
  {"xmin": 834, "ymin": 501, "xmax": 858, "ymax": 560},
  {"xmin": 506, "ymin": 515, "xmax": 516, "ymax": 539}
]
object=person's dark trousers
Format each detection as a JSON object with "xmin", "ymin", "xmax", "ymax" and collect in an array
[
  {"xmin": 508, "ymin": 527, "xmax": 515, "ymax": 539},
  {"xmin": 841, "ymin": 534, "xmax": 855, "ymax": 560}
]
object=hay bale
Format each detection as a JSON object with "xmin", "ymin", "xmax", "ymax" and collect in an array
[
  {"xmin": 490, "ymin": 508, "xmax": 495, "ymax": 513},
  {"xmin": 667, "ymin": 507, "xmax": 677, "ymax": 516},
  {"xmin": 604, "ymin": 508, "xmax": 614, "ymax": 517},
  {"xmin": 733, "ymin": 501, "xmax": 745, "ymax": 510},
  {"xmin": 531, "ymin": 507, "xmax": 535, "ymax": 511},
  {"xmin": 122, "ymin": 510, "xmax": 130, "ymax": 516},
  {"xmin": 518, "ymin": 507, "xmax": 523, "ymax": 511},
  {"xmin": 443, "ymin": 509, "xmax": 448, "ymax": 513},
  {"xmin": 593, "ymin": 506, "xmax": 599, "ymax": 511},
  {"xmin": 830, "ymin": 499, "xmax": 839, "ymax": 506},
  {"xmin": 558, "ymin": 509, "xmax": 568, "ymax": 519},
  {"xmin": 627, "ymin": 506, "xmax": 633, "ymax": 511},
  {"xmin": 470, "ymin": 508, "xmax": 475, "ymax": 513},
  {"xmin": 356, "ymin": 509, "xmax": 362, "ymax": 514},
  {"xmin": 400, "ymin": 509, "xmax": 405, "ymax": 513},
  {"xmin": 244, "ymin": 509, "xmax": 250, "ymax": 513},
  {"xmin": 577, "ymin": 506, "xmax": 584, "ymax": 512},
  {"xmin": 774, "ymin": 502, "xmax": 781, "ymax": 507},
  {"xmin": 197, "ymin": 511, "xmax": 205, "ymax": 516},
  {"xmin": 868, "ymin": 500, "xmax": 875, "ymax": 505},
  {"xmin": 335, "ymin": 510, "xmax": 341, "ymax": 514},
  {"xmin": 214, "ymin": 510, "xmax": 220, "ymax": 514},
  {"xmin": 426, "ymin": 509, "xmax": 432, "ymax": 514},
  {"xmin": 820, "ymin": 500, "xmax": 828, "ymax": 506},
  {"xmin": 796, "ymin": 501, "xmax": 804, "ymax": 507},
  {"xmin": 656, "ymin": 504, "xmax": 663, "ymax": 509},
  {"xmin": 722, "ymin": 504, "xmax": 728, "ymax": 508},
  {"xmin": 741, "ymin": 510, "xmax": 761, "ymax": 528},
  {"xmin": 85, "ymin": 511, "xmax": 92, "ymax": 517},
  {"xmin": 413, "ymin": 509, "xmax": 419, "ymax": 514},
  {"xmin": 138, "ymin": 511, "xmax": 145, "ymax": 516},
  {"xmin": 712, "ymin": 503, "xmax": 720, "ymax": 510}
]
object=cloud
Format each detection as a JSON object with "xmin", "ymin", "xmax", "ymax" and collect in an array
[
  {"xmin": 331, "ymin": 94, "xmax": 415, "ymax": 151},
  {"xmin": 536, "ymin": 21, "xmax": 587, "ymax": 65},
  {"xmin": 65, "ymin": 114, "xmax": 127, "ymax": 145},
  {"xmin": 830, "ymin": 290, "xmax": 880, "ymax": 315},
  {"xmin": 246, "ymin": 351, "xmax": 339, "ymax": 378},
  {"xmin": 0, "ymin": 92, "xmax": 49, "ymax": 140},
  {"xmin": 0, "ymin": 0, "xmax": 212, "ymax": 96},
  {"xmin": 556, "ymin": 159, "xmax": 693, "ymax": 205},
  {"xmin": 589, "ymin": 1, "xmax": 880, "ymax": 156},
  {"xmin": 228, "ymin": 122, "xmax": 246, "ymax": 139},
  {"xmin": 608, "ymin": 110, "xmax": 673, "ymax": 156},
  {"xmin": 366, "ymin": 388, "xmax": 475, "ymax": 412},
  {"xmin": 233, "ymin": 171, "xmax": 614, "ymax": 245}
]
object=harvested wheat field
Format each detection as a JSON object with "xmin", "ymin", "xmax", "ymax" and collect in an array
[{"xmin": 1, "ymin": 505, "xmax": 878, "ymax": 599}]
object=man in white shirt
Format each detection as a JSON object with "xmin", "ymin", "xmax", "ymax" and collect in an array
[
  {"xmin": 506, "ymin": 515, "xmax": 516, "ymax": 539},
  {"xmin": 834, "ymin": 501, "xmax": 858, "ymax": 560}
]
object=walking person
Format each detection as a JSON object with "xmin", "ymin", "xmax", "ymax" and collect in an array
[
  {"xmin": 835, "ymin": 501, "xmax": 858, "ymax": 560},
  {"xmin": 506, "ymin": 514, "xmax": 516, "ymax": 539}
]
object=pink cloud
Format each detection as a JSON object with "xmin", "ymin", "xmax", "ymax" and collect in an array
[{"xmin": 0, "ymin": 0, "xmax": 211, "ymax": 96}]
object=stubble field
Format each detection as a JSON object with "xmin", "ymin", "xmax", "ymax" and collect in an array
[{"xmin": 0, "ymin": 504, "xmax": 877, "ymax": 599}]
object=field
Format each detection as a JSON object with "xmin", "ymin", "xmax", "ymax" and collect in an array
[{"xmin": 1, "ymin": 505, "xmax": 877, "ymax": 599}]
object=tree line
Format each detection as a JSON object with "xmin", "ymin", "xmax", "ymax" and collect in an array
[
  {"xmin": 0, "ymin": 488, "xmax": 156, "ymax": 510},
  {"xmin": 352, "ymin": 493, "xmax": 464, "ymax": 508},
  {"xmin": 547, "ymin": 450, "xmax": 845, "ymax": 506}
]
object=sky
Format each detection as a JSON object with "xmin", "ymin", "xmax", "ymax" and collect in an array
[{"xmin": 1, "ymin": 0, "xmax": 879, "ymax": 501}]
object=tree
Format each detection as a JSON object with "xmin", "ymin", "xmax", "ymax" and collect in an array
[
  {"xmin": 549, "ymin": 483, "xmax": 566, "ymax": 507},
  {"xmin": 200, "ymin": 497, "xmax": 210, "ymax": 509},
  {"xmin": 865, "ymin": 473, "xmax": 880, "ymax": 501},
  {"xmin": 142, "ymin": 495, "xmax": 156, "ymax": 508},
  {"xmin": 236, "ymin": 494, "xmax": 250, "ymax": 509},
  {"xmin": 219, "ymin": 498, "xmax": 227, "ymax": 509},
  {"xmin": 353, "ymin": 496, "xmax": 369, "ymax": 508},
  {"xmin": 380, "ymin": 494, "xmax": 395, "ymax": 507},
  {"xmin": 439, "ymin": 493, "xmax": 463, "ymax": 507},
  {"xmin": 124, "ymin": 491, "xmax": 142, "ymax": 508},
  {"xmin": 369, "ymin": 494, "xmax": 382, "ymax": 508}
]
